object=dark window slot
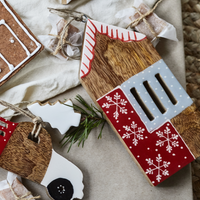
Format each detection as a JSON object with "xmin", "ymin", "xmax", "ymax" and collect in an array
[
  {"xmin": 0, "ymin": 120, "xmax": 6, "ymax": 137},
  {"xmin": 0, "ymin": 131, "xmax": 5, "ymax": 137},
  {"xmin": 155, "ymin": 73, "xmax": 177, "ymax": 105},
  {"xmin": 143, "ymin": 81, "xmax": 166, "ymax": 114},
  {"xmin": 130, "ymin": 87, "xmax": 154, "ymax": 121},
  {"xmin": 28, "ymin": 132, "xmax": 39, "ymax": 144}
]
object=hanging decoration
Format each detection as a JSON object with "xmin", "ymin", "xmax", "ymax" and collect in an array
[
  {"xmin": 0, "ymin": 100, "xmax": 84, "ymax": 200},
  {"xmin": 78, "ymin": 16, "xmax": 200, "ymax": 186},
  {"xmin": 27, "ymin": 96, "xmax": 106, "ymax": 152}
]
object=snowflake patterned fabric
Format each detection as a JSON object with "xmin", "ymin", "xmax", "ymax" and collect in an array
[{"xmin": 97, "ymin": 86, "xmax": 195, "ymax": 186}]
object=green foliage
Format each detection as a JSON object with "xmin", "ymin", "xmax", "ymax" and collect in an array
[{"xmin": 60, "ymin": 95, "xmax": 106, "ymax": 152}]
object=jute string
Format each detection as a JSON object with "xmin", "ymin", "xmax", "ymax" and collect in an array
[
  {"xmin": 0, "ymin": 100, "xmax": 44, "ymax": 138},
  {"xmin": 126, "ymin": 0, "xmax": 163, "ymax": 38},
  {"xmin": 48, "ymin": 8, "xmax": 91, "ymax": 60},
  {"xmin": 7, "ymin": 181, "xmax": 40, "ymax": 200},
  {"xmin": 50, "ymin": 18, "xmax": 79, "ymax": 59},
  {"xmin": 0, "ymin": 101, "xmax": 31, "ymax": 119}
]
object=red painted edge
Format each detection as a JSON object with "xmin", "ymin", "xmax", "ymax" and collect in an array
[{"xmin": 80, "ymin": 19, "xmax": 147, "ymax": 78}]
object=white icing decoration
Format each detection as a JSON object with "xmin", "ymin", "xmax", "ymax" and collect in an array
[
  {"xmin": 27, "ymin": 100, "xmax": 81, "ymax": 135},
  {"xmin": 0, "ymin": 19, "xmax": 30, "ymax": 56},
  {"xmin": 41, "ymin": 149, "xmax": 84, "ymax": 200},
  {"xmin": 0, "ymin": 0, "xmax": 42, "ymax": 83},
  {"xmin": 0, "ymin": 53, "xmax": 14, "ymax": 71},
  {"xmin": 10, "ymin": 39, "xmax": 14, "ymax": 43}
]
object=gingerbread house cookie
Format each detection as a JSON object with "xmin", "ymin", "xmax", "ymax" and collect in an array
[{"xmin": 0, "ymin": 0, "xmax": 43, "ymax": 87}]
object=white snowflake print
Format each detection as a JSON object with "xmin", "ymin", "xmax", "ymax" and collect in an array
[
  {"xmin": 122, "ymin": 121, "xmax": 145, "ymax": 146},
  {"xmin": 156, "ymin": 126, "xmax": 179, "ymax": 153},
  {"xmin": 146, "ymin": 154, "xmax": 170, "ymax": 182},
  {"xmin": 102, "ymin": 92, "xmax": 127, "ymax": 120}
]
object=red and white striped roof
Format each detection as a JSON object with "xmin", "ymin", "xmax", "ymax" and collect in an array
[{"xmin": 80, "ymin": 19, "xmax": 147, "ymax": 78}]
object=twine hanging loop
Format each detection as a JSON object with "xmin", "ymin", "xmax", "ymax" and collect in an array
[
  {"xmin": 48, "ymin": 8, "xmax": 91, "ymax": 60},
  {"xmin": 0, "ymin": 100, "xmax": 44, "ymax": 139},
  {"xmin": 32, "ymin": 116, "xmax": 43, "ymax": 125}
]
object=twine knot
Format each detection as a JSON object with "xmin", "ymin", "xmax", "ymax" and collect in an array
[
  {"xmin": 0, "ymin": 100, "xmax": 44, "ymax": 139},
  {"xmin": 31, "ymin": 116, "xmax": 45, "ymax": 139},
  {"xmin": 32, "ymin": 116, "xmax": 43, "ymax": 125},
  {"xmin": 50, "ymin": 18, "xmax": 81, "ymax": 60},
  {"xmin": 74, "ymin": 15, "xmax": 83, "ymax": 22},
  {"xmin": 48, "ymin": 8, "xmax": 91, "ymax": 59},
  {"xmin": 126, "ymin": 0, "xmax": 163, "ymax": 39},
  {"xmin": 74, "ymin": 14, "xmax": 88, "ymax": 23}
]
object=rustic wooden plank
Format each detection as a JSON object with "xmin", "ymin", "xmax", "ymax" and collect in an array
[
  {"xmin": 80, "ymin": 32, "xmax": 161, "ymax": 100},
  {"xmin": 0, "ymin": 122, "xmax": 52, "ymax": 183},
  {"xmin": 171, "ymin": 104, "xmax": 200, "ymax": 158}
]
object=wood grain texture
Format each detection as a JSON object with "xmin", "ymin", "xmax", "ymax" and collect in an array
[
  {"xmin": 80, "ymin": 32, "xmax": 161, "ymax": 100},
  {"xmin": 80, "ymin": 22, "xmax": 199, "ymax": 185},
  {"xmin": 171, "ymin": 104, "xmax": 200, "ymax": 158},
  {"xmin": 0, "ymin": 122, "xmax": 52, "ymax": 183}
]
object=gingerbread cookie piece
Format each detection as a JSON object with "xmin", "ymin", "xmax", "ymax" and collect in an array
[{"xmin": 0, "ymin": 0, "xmax": 43, "ymax": 87}]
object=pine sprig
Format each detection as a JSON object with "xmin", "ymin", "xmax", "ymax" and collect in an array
[{"xmin": 60, "ymin": 95, "xmax": 106, "ymax": 152}]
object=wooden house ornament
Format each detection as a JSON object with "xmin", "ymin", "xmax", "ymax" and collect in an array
[
  {"xmin": 0, "ymin": 117, "xmax": 84, "ymax": 200},
  {"xmin": 79, "ymin": 19, "xmax": 200, "ymax": 186}
]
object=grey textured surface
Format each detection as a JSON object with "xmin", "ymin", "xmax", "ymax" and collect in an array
[{"xmin": 0, "ymin": 0, "xmax": 193, "ymax": 200}]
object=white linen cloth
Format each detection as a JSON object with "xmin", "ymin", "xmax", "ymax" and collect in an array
[{"xmin": 0, "ymin": 0, "xmax": 156, "ymax": 117}]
